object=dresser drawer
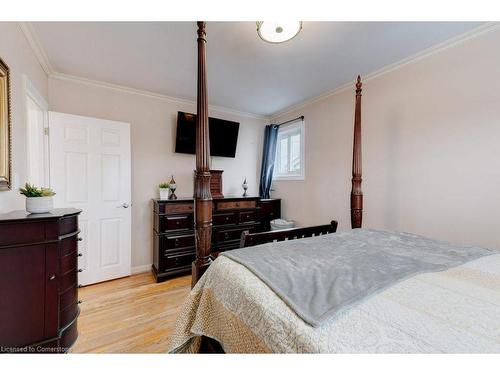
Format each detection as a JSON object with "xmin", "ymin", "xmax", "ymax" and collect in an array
[
  {"xmin": 59, "ymin": 285, "xmax": 78, "ymax": 311},
  {"xmin": 239, "ymin": 211, "xmax": 257, "ymax": 224},
  {"xmin": 58, "ymin": 215, "xmax": 79, "ymax": 236},
  {"xmin": 0, "ymin": 222, "xmax": 46, "ymax": 247},
  {"xmin": 60, "ymin": 236, "xmax": 78, "ymax": 257},
  {"xmin": 161, "ymin": 233, "xmax": 195, "ymax": 251},
  {"xmin": 216, "ymin": 226, "xmax": 254, "ymax": 243},
  {"xmin": 156, "ymin": 214, "xmax": 193, "ymax": 232},
  {"xmin": 60, "ymin": 251, "xmax": 77, "ymax": 274},
  {"xmin": 59, "ymin": 269, "xmax": 77, "ymax": 294},
  {"xmin": 259, "ymin": 199, "xmax": 281, "ymax": 220},
  {"xmin": 163, "ymin": 251, "xmax": 195, "ymax": 271},
  {"xmin": 60, "ymin": 301, "xmax": 79, "ymax": 328},
  {"xmin": 216, "ymin": 200, "xmax": 256, "ymax": 211},
  {"xmin": 155, "ymin": 201, "xmax": 194, "ymax": 214},
  {"xmin": 213, "ymin": 212, "xmax": 237, "ymax": 226}
]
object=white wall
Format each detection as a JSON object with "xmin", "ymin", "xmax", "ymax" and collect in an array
[
  {"xmin": 48, "ymin": 77, "xmax": 266, "ymax": 269},
  {"xmin": 271, "ymin": 27, "xmax": 500, "ymax": 251},
  {"xmin": 0, "ymin": 23, "xmax": 48, "ymax": 212}
]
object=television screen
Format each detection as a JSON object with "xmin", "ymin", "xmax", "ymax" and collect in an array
[{"xmin": 175, "ymin": 111, "xmax": 240, "ymax": 158}]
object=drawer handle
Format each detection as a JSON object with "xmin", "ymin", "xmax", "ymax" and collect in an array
[
  {"xmin": 78, "ymin": 253, "xmax": 83, "ymax": 257},
  {"xmin": 49, "ymin": 274, "xmax": 56, "ymax": 281},
  {"xmin": 174, "ymin": 239, "xmax": 180, "ymax": 246},
  {"xmin": 78, "ymin": 269, "xmax": 83, "ymax": 273},
  {"xmin": 224, "ymin": 233, "xmax": 229, "ymax": 239},
  {"xmin": 77, "ymin": 237, "xmax": 83, "ymax": 241},
  {"xmin": 176, "ymin": 221, "xmax": 180, "ymax": 225},
  {"xmin": 225, "ymin": 217, "xmax": 229, "ymax": 221}
]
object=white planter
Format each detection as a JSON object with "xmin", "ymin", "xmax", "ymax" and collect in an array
[
  {"xmin": 159, "ymin": 188, "xmax": 169, "ymax": 200},
  {"xmin": 26, "ymin": 196, "xmax": 54, "ymax": 214}
]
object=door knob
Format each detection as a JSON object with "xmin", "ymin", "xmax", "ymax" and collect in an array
[{"xmin": 117, "ymin": 203, "xmax": 130, "ymax": 208}]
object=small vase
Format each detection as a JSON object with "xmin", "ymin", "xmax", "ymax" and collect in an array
[
  {"xmin": 168, "ymin": 176, "xmax": 177, "ymax": 200},
  {"xmin": 159, "ymin": 188, "xmax": 169, "ymax": 200},
  {"xmin": 26, "ymin": 196, "xmax": 53, "ymax": 214},
  {"xmin": 242, "ymin": 178, "xmax": 248, "ymax": 197}
]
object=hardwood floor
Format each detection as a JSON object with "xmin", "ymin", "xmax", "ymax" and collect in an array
[{"xmin": 71, "ymin": 272, "xmax": 191, "ymax": 353}]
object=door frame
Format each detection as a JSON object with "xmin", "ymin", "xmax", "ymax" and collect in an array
[
  {"xmin": 23, "ymin": 75, "xmax": 50, "ymax": 187},
  {"xmin": 48, "ymin": 111, "xmax": 132, "ymax": 285}
]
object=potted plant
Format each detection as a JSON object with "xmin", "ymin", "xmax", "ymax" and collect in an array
[
  {"xmin": 159, "ymin": 182, "xmax": 170, "ymax": 200},
  {"xmin": 19, "ymin": 183, "xmax": 56, "ymax": 214}
]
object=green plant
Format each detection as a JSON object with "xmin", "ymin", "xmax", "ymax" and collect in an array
[
  {"xmin": 19, "ymin": 183, "xmax": 56, "ymax": 197},
  {"xmin": 41, "ymin": 187, "xmax": 56, "ymax": 197},
  {"xmin": 159, "ymin": 182, "xmax": 170, "ymax": 189}
]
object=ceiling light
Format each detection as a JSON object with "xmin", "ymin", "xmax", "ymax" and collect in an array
[{"xmin": 256, "ymin": 22, "xmax": 302, "ymax": 44}]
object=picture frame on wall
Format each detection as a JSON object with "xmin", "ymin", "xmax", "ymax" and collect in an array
[{"xmin": 0, "ymin": 57, "xmax": 12, "ymax": 191}]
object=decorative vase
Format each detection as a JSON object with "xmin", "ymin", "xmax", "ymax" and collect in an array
[
  {"xmin": 168, "ymin": 175, "xmax": 177, "ymax": 200},
  {"xmin": 159, "ymin": 188, "xmax": 169, "ymax": 200},
  {"xmin": 26, "ymin": 196, "xmax": 53, "ymax": 214},
  {"xmin": 242, "ymin": 177, "xmax": 248, "ymax": 197}
]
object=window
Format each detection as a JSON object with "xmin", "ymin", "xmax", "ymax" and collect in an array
[
  {"xmin": 273, "ymin": 119, "xmax": 304, "ymax": 180},
  {"xmin": 24, "ymin": 76, "xmax": 49, "ymax": 187}
]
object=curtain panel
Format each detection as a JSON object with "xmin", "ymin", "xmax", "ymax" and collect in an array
[{"xmin": 259, "ymin": 124, "xmax": 279, "ymax": 198}]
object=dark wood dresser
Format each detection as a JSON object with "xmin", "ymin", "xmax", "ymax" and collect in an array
[
  {"xmin": 152, "ymin": 197, "xmax": 281, "ymax": 282},
  {"xmin": 0, "ymin": 208, "xmax": 82, "ymax": 353}
]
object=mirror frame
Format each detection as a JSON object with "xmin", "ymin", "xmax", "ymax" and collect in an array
[{"xmin": 0, "ymin": 57, "xmax": 12, "ymax": 191}]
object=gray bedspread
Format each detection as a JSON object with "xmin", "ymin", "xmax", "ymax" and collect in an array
[{"xmin": 221, "ymin": 228, "xmax": 496, "ymax": 327}]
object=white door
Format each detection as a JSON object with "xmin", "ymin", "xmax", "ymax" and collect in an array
[{"xmin": 49, "ymin": 112, "xmax": 131, "ymax": 285}]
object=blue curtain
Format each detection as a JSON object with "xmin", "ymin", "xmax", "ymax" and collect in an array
[{"xmin": 259, "ymin": 124, "xmax": 279, "ymax": 198}]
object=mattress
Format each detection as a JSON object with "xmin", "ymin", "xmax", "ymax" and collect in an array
[{"xmin": 168, "ymin": 240, "xmax": 500, "ymax": 353}]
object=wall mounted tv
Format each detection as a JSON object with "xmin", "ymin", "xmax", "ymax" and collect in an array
[{"xmin": 175, "ymin": 111, "xmax": 240, "ymax": 158}]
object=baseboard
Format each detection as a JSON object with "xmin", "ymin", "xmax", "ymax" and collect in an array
[{"xmin": 131, "ymin": 264, "xmax": 152, "ymax": 275}]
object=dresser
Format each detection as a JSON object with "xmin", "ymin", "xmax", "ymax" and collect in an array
[
  {"xmin": 0, "ymin": 208, "xmax": 82, "ymax": 353},
  {"xmin": 152, "ymin": 197, "xmax": 281, "ymax": 282}
]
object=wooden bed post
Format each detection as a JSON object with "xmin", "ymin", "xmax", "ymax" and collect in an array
[
  {"xmin": 351, "ymin": 75, "xmax": 363, "ymax": 229},
  {"xmin": 192, "ymin": 21, "xmax": 213, "ymax": 287}
]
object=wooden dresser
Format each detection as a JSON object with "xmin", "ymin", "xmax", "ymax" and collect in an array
[
  {"xmin": 152, "ymin": 197, "xmax": 281, "ymax": 282},
  {"xmin": 0, "ymin": 208, "xmax": 82, "ymax": 353}
]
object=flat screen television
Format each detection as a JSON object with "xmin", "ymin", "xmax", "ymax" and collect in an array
[{"xmin": 175, "ymin": 111, "xmax": 240, "ymax": 158}]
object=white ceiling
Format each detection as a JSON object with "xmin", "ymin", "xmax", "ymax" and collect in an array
[{"xmin": 32, "ymin": 22, "xmax": 484, "ymax": 116}]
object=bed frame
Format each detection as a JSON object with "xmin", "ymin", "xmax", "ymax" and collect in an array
[
  {"xmin": 191, "ymin": 21, "xmax": 362, "ymax": 286},
  {"xmin": 240, "ymin": 221, "xmax": 338, "ymax": 248}
]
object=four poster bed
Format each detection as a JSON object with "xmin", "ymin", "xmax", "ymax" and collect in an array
[{"xmin": 168, "ymin": 22, "xmax": 500, "ymax": 353}]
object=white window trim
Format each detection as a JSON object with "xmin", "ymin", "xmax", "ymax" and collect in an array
[
  {"xmin": 273, "ymin": 119, "xmax": 305, "ymax": 181},
  {"xmin": 23, "ymin": 75, "xmax": 50, "ymax": 187}
]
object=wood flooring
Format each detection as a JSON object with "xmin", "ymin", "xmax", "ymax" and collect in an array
[{"xmin": 71, "ymin": 272, "xmax": 191, "ymax": 353}]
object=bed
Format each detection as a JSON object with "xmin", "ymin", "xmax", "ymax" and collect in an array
[
  {"xmin": 169, "ymin": 22, "xmax": 500, "ymax": 354},
  {"xmin": 170, "ymin": 240, "xmax": 500, "ymax": 353}
]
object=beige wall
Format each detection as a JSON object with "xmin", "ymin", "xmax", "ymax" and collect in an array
[
  {"xmin": 48, "ymin": 77, "xmax": 266, "ymax": 269},
  {"xmin": 272, "ymin": 28, "xmax": 500, "ymax": 251},
  {"xmin": 0, "ymin": 23, "xmax": 48, "ymax": 212}
]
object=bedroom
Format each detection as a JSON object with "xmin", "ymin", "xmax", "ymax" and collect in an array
[{"xmin": 1, "ymin": 0, "xmax": 499, "ymax": 371}]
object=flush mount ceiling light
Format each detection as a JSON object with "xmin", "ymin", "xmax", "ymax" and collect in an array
[{"xmin": 256, "ymin": 21, "xmax": 302, "ymax": 44}]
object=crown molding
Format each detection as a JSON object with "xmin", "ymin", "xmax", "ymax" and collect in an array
[
  {"xmin": 49, "ymin": 72, "xmax": 269, "ymax": 120},
  {"xmin": 270, "ymin": 22, "xmax": 500, "ymax": 120},
  {"xmin": 20, "ymin": 21, "xmax": 500, "ymax": 123},
  {"xmin": 18, "ymin": 21, "xmax": 268, "ymax": 121},
  {"xmin": 18, "ymin": 22, "xmax": 54, "ymax": 75}
]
